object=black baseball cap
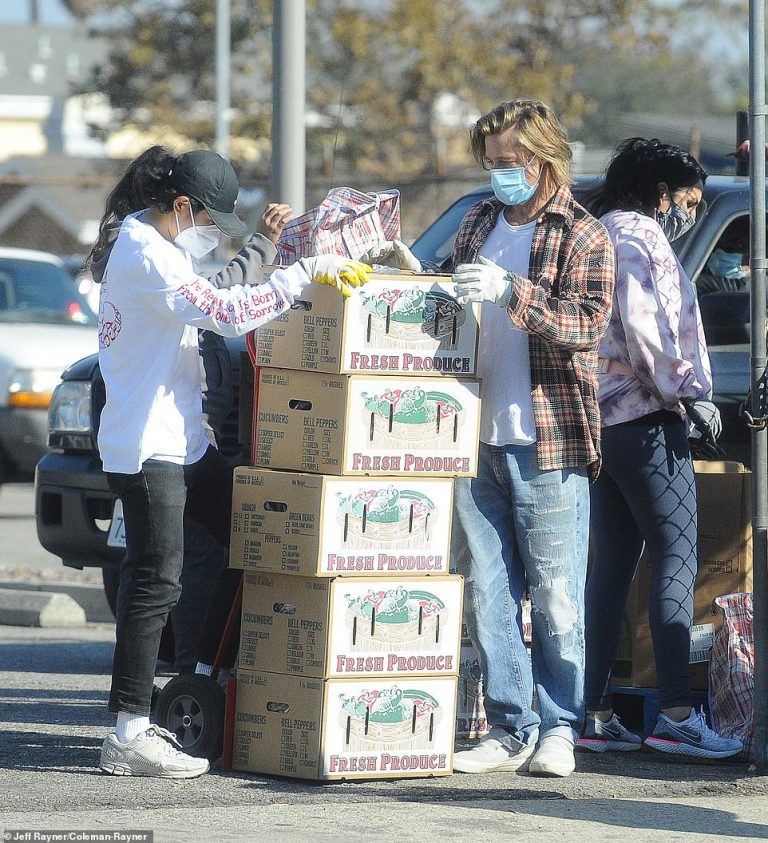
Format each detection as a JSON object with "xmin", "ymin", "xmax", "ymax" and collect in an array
[{"xmin": 169, "ymin": 150, "xmax": 250, "ymax": 237}]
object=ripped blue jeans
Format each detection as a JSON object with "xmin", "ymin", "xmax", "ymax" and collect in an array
[{"xmin": 452, "ymin": 442, "xmax": 588, "ymax": 748}]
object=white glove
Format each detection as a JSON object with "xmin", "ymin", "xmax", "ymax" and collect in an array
[
  {"xmin": 452, "ymin": 256, "xmax": 514, "ymax": 306},
  {"xmin": 684, "ymin": 398, "xmax": 723, "ymax": 441},
  {"xmin": 300, "ymin": 256, "xmax": 372, "ymax": 298},
  {"xmin": 360, "ymin": 240, "xmax": 422, "ymax": 272}
]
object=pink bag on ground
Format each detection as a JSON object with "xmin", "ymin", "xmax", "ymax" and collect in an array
[
  {"xmin": 708, "ymin": 592, "xmax": 754, "ymax": 759},
  {"xmin": 275, "ymin": 187, "xmax": 400, "ymax": 265}
]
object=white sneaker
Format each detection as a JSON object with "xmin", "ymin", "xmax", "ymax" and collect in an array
[
  {"xmin": 453, "ymin": 726, "xmax": 536, "ymax": 773},
  {"xmin": 528, "ymin": 735, "xmax": 576, "ymax": 777},
  {"xmin": 99, "ymin": 725, "xmax": 210, "ymax": 778}
]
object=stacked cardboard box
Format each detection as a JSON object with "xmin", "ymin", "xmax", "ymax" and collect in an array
[
  {"xmin": 457, "ymin": 627, "xmax": 489, "ymax": 741},
  {"xmin": 230, "ymin": 274, "xmax": 483, "ymax": 780},
  {"xmin": 456, "ymin": 603, "xmax": 532, "ymax": 741}
]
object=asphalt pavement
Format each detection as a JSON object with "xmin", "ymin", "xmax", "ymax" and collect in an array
[
  {"xmin": 2, "ymin": 622, "xmax": 768, "ymax": 842},
  {"xmin": 2, "ymin": 483, "xmax": 768, "ymax": 841}
]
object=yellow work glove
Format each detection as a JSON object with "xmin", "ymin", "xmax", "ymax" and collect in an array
[{"xmin": 300, "ymin": 256, "xmax": 372, "ymax": 298}]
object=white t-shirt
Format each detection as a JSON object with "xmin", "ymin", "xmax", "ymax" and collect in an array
[
  {"xmin": 476, "ymin": 214, "xmax": 537, "ymax": 446},
  {"xmin": 97, "ymin": 212, "xmax": 311, "ymax": 474}
]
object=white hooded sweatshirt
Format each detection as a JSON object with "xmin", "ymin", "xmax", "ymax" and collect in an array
[{"xmin": 97, "ymin": 212, "xmax": 309, "ymax": 474}]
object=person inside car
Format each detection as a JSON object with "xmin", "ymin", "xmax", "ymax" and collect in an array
[{"xmin": 698, "ymin": 216, "xmax": 751, "ymax": 294}]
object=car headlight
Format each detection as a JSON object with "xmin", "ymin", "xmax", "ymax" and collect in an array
[
  {"xmin": 7, "ymin": 367, "xmax": 62, "ymax": 409},
  {"xmin": 47, "ymin": 380, "xmax": 93, "ymax": 449}
]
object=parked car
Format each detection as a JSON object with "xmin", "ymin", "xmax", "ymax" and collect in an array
[
  {"xmin": 0, "ymin": 247, "xmax": 97, "ymax": 489},
  {"xmin": 35, "ymin": 174, "xmax": 760, "ymax": 615},
  {"xmin": 410, "ymin": 174, "xmax": 760, "ymax": 466},
  {"xmin": 61, "ymin": 254, "xmax": 101, "ymax": 316}
]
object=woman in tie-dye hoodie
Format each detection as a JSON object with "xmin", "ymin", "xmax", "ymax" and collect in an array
[{"xmin": 579, "ymin": 138, "xmax": 742, "ymax": 760}]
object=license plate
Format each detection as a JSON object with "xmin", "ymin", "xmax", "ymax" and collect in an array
[{"xmin": 107, "ymin": 499, "xmax": 126, "ymax": 548}]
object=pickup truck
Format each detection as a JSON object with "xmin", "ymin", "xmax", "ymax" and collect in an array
[{"xmin": 34, "ymin": 174, "xmax": 761, "ymax": 622}]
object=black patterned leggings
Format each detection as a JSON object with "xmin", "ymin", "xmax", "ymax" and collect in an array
[{"xmin": 585, "ymin": 411, "xmax": 697, "ymax": 711}]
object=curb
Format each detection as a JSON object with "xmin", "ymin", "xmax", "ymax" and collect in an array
[
  {"xmin": 0, "ymin": 580, "xmax": 114, "ymax": 624},
  {"xmin": 0, "ymin": 587, "xmax": 86, "ymax": 627}
]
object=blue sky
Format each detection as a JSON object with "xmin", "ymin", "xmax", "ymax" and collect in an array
[{"xmin": 3, "ymin": 0, "xmax": 73, "ymax": 24}]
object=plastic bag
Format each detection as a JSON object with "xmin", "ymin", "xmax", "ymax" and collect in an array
[
  {"xmin": 708, "ymin": 592, "xmax": 754, "ymax": 759},
  {"xmin": 276, "ymin": 187, "xmax": 400, "ymax": 265}
]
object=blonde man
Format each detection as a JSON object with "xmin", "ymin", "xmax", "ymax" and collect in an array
[{"xmin": 448, "ymin": 99, "xmax": 615, "ymax": 777}]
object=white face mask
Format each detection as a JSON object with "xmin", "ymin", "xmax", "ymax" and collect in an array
[{"xmin": 173, "ymin": 204, "xmax": 221, "ymax": 259}]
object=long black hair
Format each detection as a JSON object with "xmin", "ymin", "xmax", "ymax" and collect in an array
[
  {"xmin": 89, "ymin": 145, "xmax": 202, "ymax": 265},
  {"xmin": 585, "ymin": 137, "xmax": 707, "ymax": 219}
]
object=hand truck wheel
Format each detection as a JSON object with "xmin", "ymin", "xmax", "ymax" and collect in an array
[{"xmin": 154, "ymin": 674, "xmax": 225, "ymax": 762}]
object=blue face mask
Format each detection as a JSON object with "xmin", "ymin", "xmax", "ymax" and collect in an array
[
  {"xmin": 490, "ymin": 156, "xmax": 539, "ymax": 206},
  {"xmin": 707, "ymin": 248, "xmax": 748, "ymax": 282}
]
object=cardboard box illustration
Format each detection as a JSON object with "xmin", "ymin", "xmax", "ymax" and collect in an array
[
  {"xmin": 233, "ymin": 670, "xmax": 457, "ymax": 780},
  {"xmin": 456, "ymin": 641, "xmax": 489, "ymax": 740},
  {"xmin": 253, "ymin": 274, "xmax": 481, "ymax": 376},
  {"xmin": 252, "ymin": 368, "xmax": 481, "ymax": 476},
  {"xmin": 230, "ymin": 468, "xmax": 453, "ymax": 576},
  {"xmin": 238, "ymin": 572, "xmax": 463, "ymax": 679}
]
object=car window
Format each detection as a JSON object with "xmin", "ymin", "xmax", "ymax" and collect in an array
[
  {"xmin": 0, "ymin": 256, "xmax": 97, "ymax": 326},
  {"xmin": 410, "ymin": 192, "xmax": 490, "ymax": 268},
  {"xmin": 697, "ymin": 214, "xmax": 754, "ymax": 294},
  {"xmin": 696, "ymin": 214, "xmax": 761, "ymax": 346},
  {"xmin": 409, "ymin": 177, "xmax": 602, "ymax": 268}
]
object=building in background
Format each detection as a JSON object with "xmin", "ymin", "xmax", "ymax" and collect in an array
[
  {"xmin": 0, "ymin": 20, "xmax": 116, "ymax": 256},
  {"xmin": 0, "ymin": 10, "xmax": 742, "ymax": 256},
  {"xmin": 0, "ymin": 23, "xmax": 110, "ymax": 161},
  {"xmin": 0, "ymin": 154, "xmax": 121, "ymax": 257}
]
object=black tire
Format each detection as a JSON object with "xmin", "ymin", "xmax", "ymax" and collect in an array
[
  {"xmin": 102, "ymin": 563, "xmax": 177, "ymax": 665},
  {"xmin": 155, "ymin": 674, "xmax": 226, "ymax": 761}
]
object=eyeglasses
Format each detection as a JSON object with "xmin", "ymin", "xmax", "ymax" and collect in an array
[{"xmin": 484, "ymin": 152, "xmax": 536, "ymax": 171}]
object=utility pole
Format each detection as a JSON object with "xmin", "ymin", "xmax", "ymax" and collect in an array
[
  {"xmin": 749, "ymin": 0, "xmax": 768, "ymax": 771},
  {"xmin": 215, "ymin": 0, "xmax": 231, "ymax": 158},
  {"xmin": 271, "ymin": 0, "xmax": 306, "ymax": 213}
]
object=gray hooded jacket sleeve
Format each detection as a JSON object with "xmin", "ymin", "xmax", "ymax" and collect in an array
[
  {"xmin": 205, "ymin": 233, "xmax": 277, "ymax": 290},
  {"xmin": 198, "ymin": 233, "xmax": 278, "ymax": 443}
]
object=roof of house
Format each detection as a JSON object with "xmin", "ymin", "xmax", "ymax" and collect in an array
[{"xmin": 0, "ymin": 154, "xmax": 123, "ymax": 247}]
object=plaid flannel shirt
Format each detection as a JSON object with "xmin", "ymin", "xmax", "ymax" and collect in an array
[{"xmin": 450, "ymin": 185, "xmax": 615, "ymax": 479}]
